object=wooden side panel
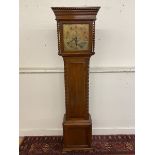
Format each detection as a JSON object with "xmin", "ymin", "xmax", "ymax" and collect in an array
[{"xmin": 64, "ymin": 57, "xmax": 89, "ymax": 120}]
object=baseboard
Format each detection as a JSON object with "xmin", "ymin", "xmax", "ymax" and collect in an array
[
  {"xmin": 92, "ymin": 127, "xmax": 135, "ymax": 135},
  {"xmin": 19, "ymin": 127, "xmax": 135, "ymax": 136}
]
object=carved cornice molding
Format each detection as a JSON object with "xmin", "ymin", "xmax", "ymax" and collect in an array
[
  {"xmin": 51, "ymin": 7, "xmax": 100, "ymax": 10},
  {"xmin": 51, "ymin": 7, "xmax": 100, "ymax": 20}
]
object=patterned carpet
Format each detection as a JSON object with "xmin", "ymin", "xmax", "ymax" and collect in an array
[{"xmin": 19, "ymin": 135, "xmax": 135, "ymax": 155}]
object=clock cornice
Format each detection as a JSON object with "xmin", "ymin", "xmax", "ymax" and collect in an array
[{"xmin": 51, "ymin": 7, "xmax": 100, "ymax": 20}]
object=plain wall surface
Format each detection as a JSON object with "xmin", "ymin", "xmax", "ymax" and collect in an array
[{"xmin": 19, "ymin": 0, "xmax": 135, "ymax": 136}]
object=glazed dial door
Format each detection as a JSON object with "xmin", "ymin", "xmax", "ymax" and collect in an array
[{"xmin": 63, "ymin": 24, "xmax": 89, "ymax": 51}]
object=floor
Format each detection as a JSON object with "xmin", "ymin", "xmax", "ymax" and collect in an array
[{"xmin": 19, "ymin": 135, "xmax": 135, "ymax": 155}]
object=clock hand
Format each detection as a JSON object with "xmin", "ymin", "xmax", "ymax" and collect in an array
[
  {"xmin": 67, "ymin": 38, "xmax": 75, "ymax": 45},
  {"xmin": 68, "ymin": 37, "xmax": 77, "ymax": 44},
  {"xmin": 75, "ymin": 36, "xmax": 78, "ymax": 47}
]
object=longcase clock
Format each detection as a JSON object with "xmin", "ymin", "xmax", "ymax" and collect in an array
[{"xmin": 51, "ymin": 7, "xmax": 100, "ymax": 152}]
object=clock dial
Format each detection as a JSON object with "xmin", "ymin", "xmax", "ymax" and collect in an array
[{"xmin": 63, "ymin": 24, "xmax": 89, "ymax": 51}]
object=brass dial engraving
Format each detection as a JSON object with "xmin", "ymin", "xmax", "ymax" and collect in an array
[{"xmin": 63, "ymin": 24, "xmax": 89, "ymax": 51}]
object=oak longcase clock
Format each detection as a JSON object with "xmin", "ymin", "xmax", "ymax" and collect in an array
[{"xmin": 51, "ymin": 7, "xmax": 100, "ymax": 152}]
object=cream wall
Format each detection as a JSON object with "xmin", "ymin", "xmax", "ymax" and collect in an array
[{"xmin": 19, "ymin": 0, "xmax": 135, "ymax": 136}]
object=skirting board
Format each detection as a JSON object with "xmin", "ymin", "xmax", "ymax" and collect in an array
[{"xmin": 19, "ymin": 127, "xmax": 135, "ymax": 136}]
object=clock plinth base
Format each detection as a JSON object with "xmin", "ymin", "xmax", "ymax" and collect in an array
[
  {"xmin": 62, "ymin": 114, "xmax": 92, "ymax": 152},
  {"xmin": 62, "ymin": 147, "xmax": 93, "ymax": 153}
]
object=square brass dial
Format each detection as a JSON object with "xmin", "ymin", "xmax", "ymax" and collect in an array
[{"xmin": 63, "ymin": 24, "xmax": 89, "ymax": 51}]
